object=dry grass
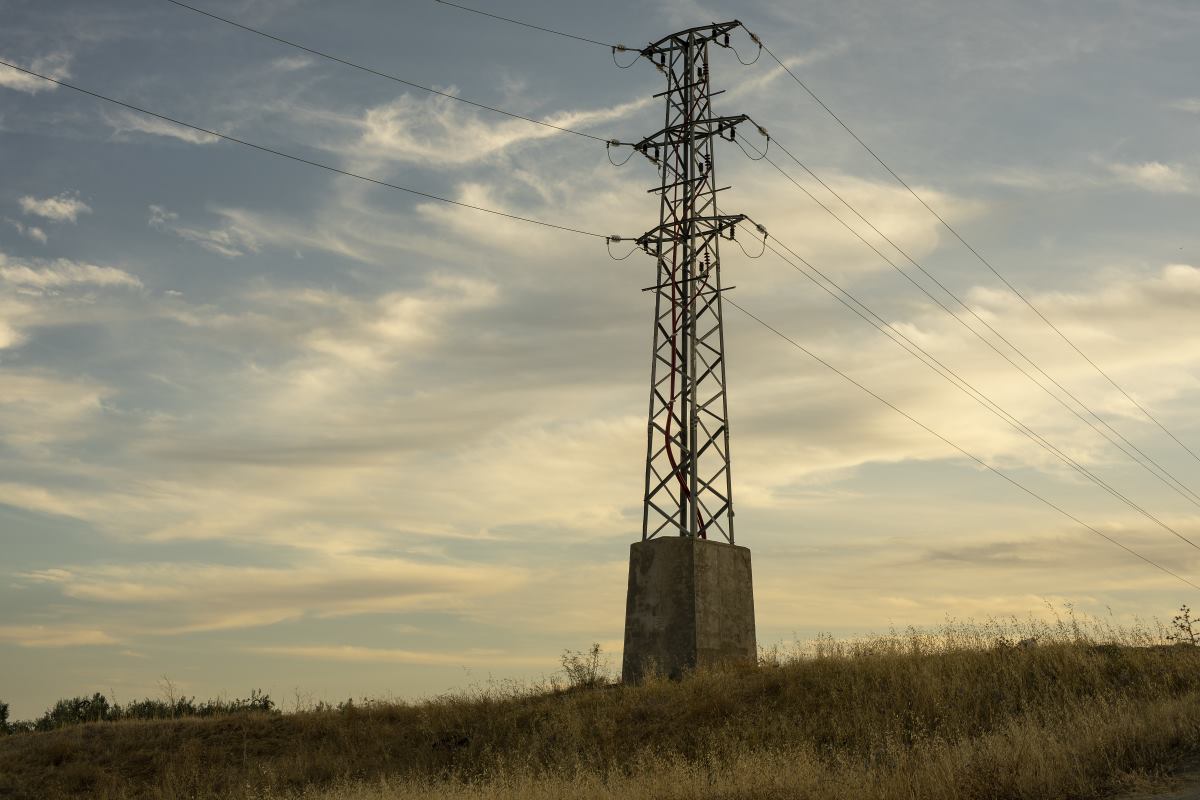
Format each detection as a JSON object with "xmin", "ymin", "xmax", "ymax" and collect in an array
[
  {"xmin": 307, "ymin": 696, "xmax": 1200, "ymax": 800},
  {"xmin": 3, "ymin": 615, "xmax": 1199, "ymax": 800}
]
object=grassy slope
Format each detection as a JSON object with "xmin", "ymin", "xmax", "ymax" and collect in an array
[{"xmin": 3, "ymin": 636, "xmax": 1200, "ymax": 799}]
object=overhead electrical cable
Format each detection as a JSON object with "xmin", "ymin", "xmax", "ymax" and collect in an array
[
  {"xmin": 0, "ymin": 60, "xmax": 613, "ymax": 240},
  {"xmin": 739, "ymin": 205, "xmax": 1200, "ymax": 550},
  {"xmin": 758, "ymin": 134, "xmax": 1198, "ymax": 505},
  {"xmin": 431, "ymin": 0, "xmax": 652, "ymax": 68},
  {"xmin": 724, "ymin": 296, "xmax": 1200, "ymax": 593},
  {"xmin": 428, "ymin": 2, "xmax": 1200, "ymax": 477},
  {"xmin": 162, "ymin": 0, "xmax": 610, "ymax": 143},
  {"xmin": 432, "ymin": 0, "xmax": 617, "ymax": 48},
  {"xmin": 756, "ymin": 40, "xmax": 1200, "ymax": 466},
  {"xmin": 9, "ymin": 17, "xmax": 1190, "ymax": 590},
  {"xmin": 749, "ymin": 229, "xmax": 1200, "ymax": 552},
  {"xmin": 742, "ymin": 135, "xmax": 1200, "ymax": 511}
]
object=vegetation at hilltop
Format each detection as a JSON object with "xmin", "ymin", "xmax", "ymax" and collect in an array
[
  {"xmin": 1, "ymin": 610, "xmax": 1199, "ymax": 799},
  {"xmin": 0, "ymin": 689, "xmax": 277, "ymax": 735}
]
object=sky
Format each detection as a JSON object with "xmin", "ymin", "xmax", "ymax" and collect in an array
[{"xmin": 2, "ymin": 0, "xmax": 1200, "ymax": 719}]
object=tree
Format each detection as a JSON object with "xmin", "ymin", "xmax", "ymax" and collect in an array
[{"xmin": 1169, "ymin": 604, "xmax": 1198, "ymax": 646}]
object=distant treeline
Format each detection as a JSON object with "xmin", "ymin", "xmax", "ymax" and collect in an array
[{"xmin": 0, "ymin": 690, "xmax": 277, "ymax": 734}]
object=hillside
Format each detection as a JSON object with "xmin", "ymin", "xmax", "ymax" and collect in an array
[{"xmin": 3, "ymin": 627, "xmax": 1200, "ymax": 799}]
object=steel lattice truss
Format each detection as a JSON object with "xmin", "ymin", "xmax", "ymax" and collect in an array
[{"xmin": 635, "ymin": 22, "xmax": 748, "ymax": 544}]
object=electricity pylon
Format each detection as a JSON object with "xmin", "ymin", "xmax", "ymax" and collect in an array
[
  {"xmin": 632, "ymin": 22, "xmax": 753, "ymax": 544},
  {"xmin": 620, "ymin": 22, "xmax": 759, "ymax": 682}
]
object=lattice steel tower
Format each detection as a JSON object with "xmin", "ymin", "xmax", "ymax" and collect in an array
[
  {"xmin": 634, "ymin": 22, "xmax": 749, "ymax": 543},
  {"xmin": 621, "ymin": 21, "xmax": 758, "ymax": 682}
]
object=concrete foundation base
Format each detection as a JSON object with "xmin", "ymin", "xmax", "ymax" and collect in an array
[{"xmin": 621, "ymin": 536, "xmax": 756, "ymax": 682}]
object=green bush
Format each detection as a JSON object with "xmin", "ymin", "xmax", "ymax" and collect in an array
[{"xmin": 3, "ymin": 689, "xmax": 278, "ymax": 735}]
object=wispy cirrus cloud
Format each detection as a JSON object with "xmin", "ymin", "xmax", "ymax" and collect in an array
[
  {"xmin": 5, "ymin": 219, "xmax": 48, "ymax": 244},
  {"xmin": 149, "ymin": 204, "xmax": 256, "ymax": 258},
  {"xmin": 984, "ymin": 160, "xmax": 1196, "ymax": 195},
  {"xmin": 0, "ymin": 52, "xmax": 70, "ymax": 95},
  {"xmin": 247, "ymin": 644, "xmax": 547, "ymax": 667},
  {"xmin": 0, "ymin": 372, "xmax": 112, "ymax": 448},
  {"xmin": 20, "ymin": 556, "xmax": 529, "ymax": 635},
  {"xmin": 269, "ymin": 55, "xmax": 313, "ymax": 72},
  {"xmin": 332, "ymin": 90, "xmax": 653, "ymax": 167},
  {"xmin": 1106, "ymin": 160, "xmax": 1193, "ymax": 194},
  {"xmin": 105, "ymin": 109, "xmax": 219, "ymax": 145},
  {"xmin": 0, "ymin": 625, "xmax": 118, "ymax": 648},
  {"xmin": 0, "ymin": 255, "xmax": 142, "ymax": 291},
  {"xmin": 19, "ymin": 191, "xmax": 91, "ymax": 223}
]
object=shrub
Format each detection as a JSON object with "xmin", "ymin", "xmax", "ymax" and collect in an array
[
  {"xmin": 2, "ymin": 689, "xmax": 280, "ymax": 734},
  {"xmin": 35, "ymin": 693, "xmax": 113, "ymax": 731},
  {"xmin": 560, "ymin": 643, "xmax": 610, "ymax": 689}
]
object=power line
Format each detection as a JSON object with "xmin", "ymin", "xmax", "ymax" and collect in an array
[
  {"xmin": 744, "ymin": 135, "xmax": 1200, "ymax": 511},
  {"xmin": 753, "ymin": 231, "xmax": 1200, "ymax": 553},
  {"xmin": 441, "ymin": 0, "xmax": 1200, "ymax": 484},
  {"xmin": 762, "ymin": 136, "xmax": 1199, "ymax": 504},
  {"xmin": 757, "ymin": 40, "xmax": 1200, "ymax": 467},
  {"xmin": 0, "ymin": 59, "xmax": 612, "ymax": 240},
  {"xmin": 415, "ymin": 3, "xmax": 1197, "ymax": 470},
  {"xmin": 432, "ymin": 0, "xmax": 617, "ymax": 49},
  {"xmin": 162, "ymin": 0, "xmax": 609, "ymax": 143},
  {"xmin": 3, "ymin": 43, "xmax": 1186, "ymax": 598},
  {"xmin": 724, "ymin": 296, "xmax": 1200, "ymax": 593},
  {"xmin": 416, "ymin": 1, "xmax": 1200, "ymax": 472}
]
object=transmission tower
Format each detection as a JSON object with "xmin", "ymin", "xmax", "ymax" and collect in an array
[
  {"xmin": 621, "ymin": 22, "xmax": 758, "ymax": 682},
  {"xmin": 634, "ymin": 22, "xmax": 749, "ymax": 544}
]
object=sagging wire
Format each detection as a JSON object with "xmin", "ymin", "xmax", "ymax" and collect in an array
[
  {"xmin": 612, "ymin": 44, "xmax": 644, "ymax": 69},
  {"xmin": 606, "ymin": 140, "xmax": 637, "ymax": 167},
  {"xmin": 606, "ymin": 235, "xmax": 640, "ymax": 260},
  {"xmin": 728, "ymin": 29, "xmax": 763, "ymax": 65},
  {"xmin": 733, "ymin": 125, "xmax": 771, "ymax": 161},
  {"xmin": 732, "ymin": 220, "xmax": 769, "ymax": 259}
]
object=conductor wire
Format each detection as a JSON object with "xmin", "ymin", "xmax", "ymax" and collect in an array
[
  {"xmin": 726, "ymin": 297, "xmax": 1200, "ymax": 593},
  {"xmin": 607, "ymin": 142, "xmax": 637, "ymax": 167},
  {"xmin": 606, "ymin": 237, "xmax": 639, "ymax": 260},
  {"xmin": 433, "ymin": 0, "xmax": 616, "ymax": 48},
  {"xmin": 163, "ymin": 0, "xmax": 612, "ymax": 143},
  {"xmin": 0, "ymin": 59, "xmax": 611, "ymax": 239}
]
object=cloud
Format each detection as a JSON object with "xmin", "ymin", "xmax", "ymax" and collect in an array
[
  {"xmin": 105, "ymin": 110, "xmax": 219, "ymax": 145},
  {"xmin": 340, "ymin": 90, "xmax": 652, "ymax": 166},
  {"xmin": 5, "ymin": 219, "xmax": 47, "ymax": 244},
  {"xmin": 0, "ymin": 372, "xmax": 111, "ymax": 449},
  {"xmin": 270, "ymin": 55, "xmax": 313, "ymax": 72},
  {"xmin": 0, "ymin": 256, "xmax": 142, "ymax": 291},
  {"xmin": 20, "ymin": 556, "xmax": 529, "ymax": 634},
  {"xmin": 297, "ymin": 276, "xmax": 498, "ymax": 368},
  {"xmin": 986, "ymin": 160, "xmax": 1197, "ymax": 195},
  {"xmin": 0, "ymin": 625, "xmax": 118, "ymax": 648},
  {"xmin": 19, "ymin": 191, "xmax": 91, "ymax": 223},
  {"xmin": 1170, "ymin": 98, "xmax": 1200, "ymax": 113},
  {"xmin": 1106, "ymin": 160, "xmax": 1193, "ymax": 193},
  {"xmin": 158, "ymin": 205, "xmax": 370, "ymax": 263},
  {"xmin": 0, "ymin": 53, "xmax": 70, "ymax": 95},
  {"xmin": 0, "ymin": 321, "xmax": 21, "ymax": 350},
  {"xmin": 247, "ymin": 645, "xmax": 547, "ymax": 667},
  {"xmin": 149, "ymin": 204, "xmax": 256, "ymax": 257}
]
